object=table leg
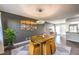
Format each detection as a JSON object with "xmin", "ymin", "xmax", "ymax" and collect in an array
[{"xmin": 40, "ymin": 43, "xmax": 43, "ymax": 55}]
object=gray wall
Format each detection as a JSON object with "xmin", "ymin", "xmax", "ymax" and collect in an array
[
  {"xmin": 7, "ymin": 19, "xmax": 45, "ymax": 43},
  {"xmin": 44, "ymin": 22, "xmax": 55, "ymax": 34},
  {"xmin": 1, "ymin": 12, "xmax": 54, "ymax": 44},
  {"xmin": 1, "ymin": 12, "xmax": 47, "ymax": 44}
]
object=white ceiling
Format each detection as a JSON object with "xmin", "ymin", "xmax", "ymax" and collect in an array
[{"xmin": 0, "ymin": 4, "xmax": 79, "ymax": 22}]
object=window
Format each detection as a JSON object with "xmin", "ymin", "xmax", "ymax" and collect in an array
[{"xmin": 69, "ymin": 24, "xmax": 78, "ymax": 32}]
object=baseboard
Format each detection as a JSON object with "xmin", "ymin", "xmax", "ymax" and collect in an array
[{"xmin": 14, "ymin": 40, "xmax": 29, "ymax": 46}]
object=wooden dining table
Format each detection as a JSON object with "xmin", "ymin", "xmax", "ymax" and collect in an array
[{"xmin": 29, "ymin": 35, "xmax": 56, "ymax": 55}]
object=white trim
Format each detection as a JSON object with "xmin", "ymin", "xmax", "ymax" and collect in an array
[
  {"xmin": 14, "ymin": 40, "xmax": 29, "ymax": 46},
  {"xmin": 0, "ymin": 12, "xmax": 4, "ymax": 54}
]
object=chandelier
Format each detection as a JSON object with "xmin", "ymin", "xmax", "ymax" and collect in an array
[{"xmin": 20, "ymin": 20, "xmax": 37, "ymax": 30}]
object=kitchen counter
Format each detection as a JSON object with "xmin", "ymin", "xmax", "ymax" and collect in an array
[{"xmin": 66, "ymin": 32, "xmax": 79, "ymax": 42}]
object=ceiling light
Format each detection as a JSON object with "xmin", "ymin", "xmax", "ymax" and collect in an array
[
  {"xmin": 38, "ymin": 8, "xmax": 43, "ymax": 12},
  {"xmin": 36, "ymin": 20, "xmax": 45, "ymax": 24}
]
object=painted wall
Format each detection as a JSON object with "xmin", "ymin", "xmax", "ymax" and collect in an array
[
  {"xmin": 7, "ymin": 19, "xmax": 45, "ymax": 43},
  {"xmin": 1, "ymin": 12, "xmax": 46, "ymax": 44}
]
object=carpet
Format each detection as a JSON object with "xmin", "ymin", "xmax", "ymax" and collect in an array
[
  {"xmin": 11, "ymin": 44, "xmax": 71, "ymax": 55},
  {"xmin": 54, "ymin": 44, "xmax": 71, "ymax": 55}
]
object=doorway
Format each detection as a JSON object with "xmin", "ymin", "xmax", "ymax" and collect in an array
[
  {"xmin": 55, "ymin": 24, "xmax": 61, "ymax": 44},
  {"xmin": 55, "ymin": 24, "xmax": 66, "ymax": 45}
]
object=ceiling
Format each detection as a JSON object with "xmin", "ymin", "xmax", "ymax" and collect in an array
[{"xmin": 0, "ymin": 4, "xmax": 79, "ymax": 22}]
